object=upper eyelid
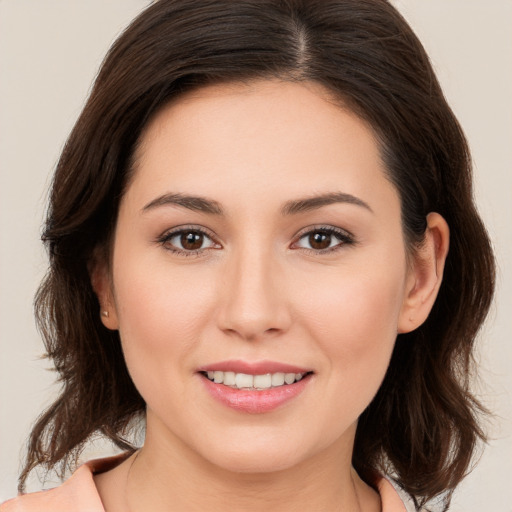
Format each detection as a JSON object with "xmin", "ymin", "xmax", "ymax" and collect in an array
[
  {"xmin": 293, "ymin": 224, "xmax": 354, "ymax": 239},
  {"xmin": 156, "ymin": 225, "xmax": 222, "ymax": 251},
  {"xmin": 160, "ymin": 224, "xmax": 217, "ymax": 239},
  {"xmin": 290, "ymin": 225, "xmax": 356, "ymax": 251},
  {"xmin": 157, "ymin": 227, "xmax": 221, "ymax": 258}
]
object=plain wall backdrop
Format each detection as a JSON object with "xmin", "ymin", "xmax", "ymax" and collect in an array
[{"xmin": 1, "ymin": 1, "xmax": 511, "ymax": 509}]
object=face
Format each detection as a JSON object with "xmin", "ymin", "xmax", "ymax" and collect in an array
[{"xmin": 98, "ymin": 80, "xmax": 427, "ymax": 474}]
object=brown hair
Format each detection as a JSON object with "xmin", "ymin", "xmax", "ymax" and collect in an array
[{"xmin": 20, "ymin": 0, "xmax": 495, "ymax": 509}]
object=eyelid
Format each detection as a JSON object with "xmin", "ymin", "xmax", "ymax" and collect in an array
[
  {"xmin": 291, "ymin": 225, "xmax": 356, "ymax": 252},
  {"xmin": 156, "ymin": 224, "xmax": 222, "ymax": 256}
]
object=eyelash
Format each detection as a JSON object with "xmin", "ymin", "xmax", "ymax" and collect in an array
[
  {"xmin": 292, "ymin": 225, "xmax": 356, "ymax": 254},
  {"xmin": 156, "ymin": 226, "xmax": 220, "ymax": 257},
  {"xmin": 156, "ymin": 225, "xmax": 355, "ymax": 257}
]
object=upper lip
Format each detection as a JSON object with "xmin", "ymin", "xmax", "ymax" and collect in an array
[{"xmin": 197, "ymin": 360, "xmax": 312, "ymax": 375}]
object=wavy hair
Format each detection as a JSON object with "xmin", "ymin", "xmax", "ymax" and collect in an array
[{"xmin": 20, "ymin": 1, "xmax": 495, "ymax": 509}]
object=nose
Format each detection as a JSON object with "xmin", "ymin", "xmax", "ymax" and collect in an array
[{"xmin": 217, "ymin": 246, "xmax": 292, "ymax": 341}]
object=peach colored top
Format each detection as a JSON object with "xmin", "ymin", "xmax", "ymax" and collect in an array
[{"xmin": 0, "ymin": 455, "xmax": 417, "ymax": 511}]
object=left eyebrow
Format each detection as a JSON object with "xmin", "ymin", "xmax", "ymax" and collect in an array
[
  {"xmin": 142, "ymin": 193, "xmax": 224, "ymax": 215},
  {"xmin": 281, "ymin": 192, "xmax": 373, "ymax": 215}
]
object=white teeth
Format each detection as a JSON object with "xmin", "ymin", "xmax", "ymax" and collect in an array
[
  {"xmin": 223, "ymin": 371, "xmax": 236, "ymax": 386},
  {"xmin": 284, "ymin": 373, "xmax": 296, "ymax": 385},
  {"xmin": 204, "ymin": 371, "xmax": 308, "ymax": 389},
  {"xmin": 253, "ymin": 374, "xmax": 272, "ymax": 389},
  {"xmin": 271, "ymin": 372, "xmax": 285, "ymax": 386},
  {"xmin": 235, "ymin": 373, "xmax": 253, "ymax": 388}
]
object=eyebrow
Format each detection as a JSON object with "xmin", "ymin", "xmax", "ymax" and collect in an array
[
  {"xmin": 281, "ymin": 192, "xmax": 373, "ymax": 215},
  {"xmin": 142, "ymin": 191, "xmax": 372, "ymax": 216},
  {"xmin": 142, "ymin": 193, "xmax": 224, "ymax": 215}
]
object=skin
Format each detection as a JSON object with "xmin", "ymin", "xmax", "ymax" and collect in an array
[{"xmin": 93, "ymin": 79, "xmax": 449, "ymax": 511}]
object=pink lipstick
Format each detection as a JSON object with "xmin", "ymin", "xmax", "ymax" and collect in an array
[{"xmin": 197, "ymin": 360, "xmax": 313, "ymax": 414}]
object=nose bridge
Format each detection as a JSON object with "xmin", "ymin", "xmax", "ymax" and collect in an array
[{"xmin": 218, "ymin": 240, "xmax": 289, "ymax": 339}]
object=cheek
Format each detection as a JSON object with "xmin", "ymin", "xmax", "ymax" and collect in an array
[
  {"xmin": 111, "ymin": 254, "xmax": 218, "ymax": 391},
  {"xmin": 298, "ymin": 264, "xmax": 405, "ymax": 340},
  {"xmin": 114, "ymin": 243, "xmax": 218, "ymax": 327},
  {"xmin": 294, "ymin": 261, "xmax": 407, "ymax": 404}
]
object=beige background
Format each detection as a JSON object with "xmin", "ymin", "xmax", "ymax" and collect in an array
[{"xmin": 1, "ymin": 0, "xmax": 510, "ymax": 509}]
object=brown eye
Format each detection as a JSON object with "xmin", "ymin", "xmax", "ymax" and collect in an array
[
  {"xmin": 308, "ymin": 232, "xmax": 332, "ymax": 250},
  {"xmin": 180, "ymin": 231, "xmax": 204, "ymax": 250},
  {"xmin": 294, "ymin": 227, "xmax": 353, "ymax": 252},
  {"xmin": 162, "ymin": 228, "xmax": 217, "ymax": 253}
]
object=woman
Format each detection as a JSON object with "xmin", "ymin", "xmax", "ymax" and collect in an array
[{"xmin": 1, "ymin": 0, "xmax": 495, "ymax": 510}]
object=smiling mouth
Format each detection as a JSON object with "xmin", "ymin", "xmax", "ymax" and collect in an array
[{"xmin": 200, "ymin": 371, "xmax": 313, "ymax": 390}]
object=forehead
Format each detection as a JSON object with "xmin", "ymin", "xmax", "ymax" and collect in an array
[{"xmin": 126, "ymin": 79, "xmax": 399, "ymax": 216}]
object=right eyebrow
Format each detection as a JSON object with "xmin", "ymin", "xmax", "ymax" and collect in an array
[{"xmin": 141, "ymin": 193, "xmax": 224, "ymax": 215}]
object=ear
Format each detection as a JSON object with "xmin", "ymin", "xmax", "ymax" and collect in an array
[
  {"xmin": 398, "ymin": 212, "xmax": 450, "ymax": 334},
  {"xmin": 89, "ymin": 253, "xmax": 119, "ymax": 331}
]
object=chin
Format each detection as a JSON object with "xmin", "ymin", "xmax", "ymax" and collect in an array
[
  {"xmin": 212, "ymin": 450, "xmax": 302, "ymax": 475},
  {"xmin": 198, "ymin": 434, "xmax": 309, "ymax": 475}
]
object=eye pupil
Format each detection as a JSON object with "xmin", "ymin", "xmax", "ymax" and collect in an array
[
  {"xmin": 181, "ymin": 232, "xmax": 203, "ymax": 250},
  {"xmin": 309, "ymin": 232, "xmax": 331, "ymax": 250}
]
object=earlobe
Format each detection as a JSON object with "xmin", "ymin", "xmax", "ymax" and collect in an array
[
  {"xmin": 89, "ymin": 258, "xmax": 119, "ymax": 331},
  {"xmin": 398, "ymin": 212, "xmax": 450, "ymax": 334}
]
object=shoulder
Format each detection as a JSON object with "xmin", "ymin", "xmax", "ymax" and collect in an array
[{"xmin": 0, "ymin": 454, "xmax": 129, "ymax": 512}]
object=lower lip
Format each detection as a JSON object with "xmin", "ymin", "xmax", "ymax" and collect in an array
[{"xmin": 199, "ymin": 374, "xmax": 311, "ymax": 414}]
